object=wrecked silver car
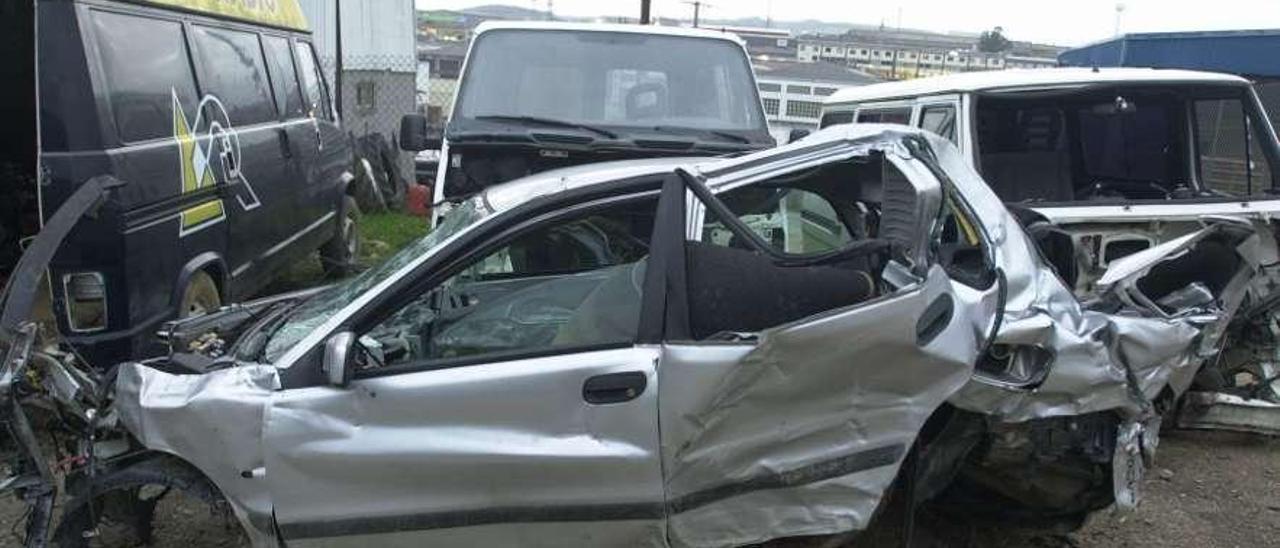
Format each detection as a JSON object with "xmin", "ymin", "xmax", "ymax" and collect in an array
[{"xmin": 2, "ymin": 125, "xmax": 1274, "ymax": 546}]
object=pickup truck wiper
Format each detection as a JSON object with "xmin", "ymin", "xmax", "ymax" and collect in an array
[
  {"xmin": 474, "ymin": 115, "xmax": 618, "ymax": 139},
  {"xmin": 650, "ymin": 125, "xmax": 752, "ymax": 144}
]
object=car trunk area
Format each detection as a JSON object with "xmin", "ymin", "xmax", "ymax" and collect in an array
[{"xmin": 0, "ymin": 0, "xmax": 38, "ymax": 292}]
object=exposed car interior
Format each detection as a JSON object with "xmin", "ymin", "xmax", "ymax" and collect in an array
[
  {"xmin": 360, "ymin": 197, "xmax": 659, "ymax": 368},
  {"xmin": 0, "ymin": 0, "xmax": 36, "ymax": 291},
  {"xmin": 976, "ymin": 85, "xmax": 1278, "ymax": 204},
  {"xmin": 687, "ymin": 152, "xmax": 989, "ymax": 339}
]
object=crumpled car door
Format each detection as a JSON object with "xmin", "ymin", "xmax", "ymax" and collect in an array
[{"xmin": 655, "ymin": 149, "xmax": 1001, "ymax": 547}]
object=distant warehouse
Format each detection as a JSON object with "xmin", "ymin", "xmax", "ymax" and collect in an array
[{"xmin": 753, "ymin": 58, "xmax": 880, "ymax": 143}]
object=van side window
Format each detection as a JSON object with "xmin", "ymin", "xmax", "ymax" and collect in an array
[
  {"xmin": 295, "ymin": 42, "xmax": 331, "ymax": 120},
  {"xmin": 262, "ymin": 36, "xmax": 305, "ymax": 119},
  {"xmin": 919, "ymin": 105, "xmax": 957, "ymax": 143},
  {"xmin": 1195, "ymin": 98, "xmax": 1276, "ymax": 195},
  {"xmin": 90, "ymin": 10, "xmax": 199, "ymax": 143},
  {"xmin": 191, "ymin": 26, "xmax": 276, "ymax": 125},
  {"xmin": 857, "ymin": 108, "xmax": 911, "ymax": 125},
  {"xmin": 820, "ymin": 111, "xmax": 854, "ymax": 129}
]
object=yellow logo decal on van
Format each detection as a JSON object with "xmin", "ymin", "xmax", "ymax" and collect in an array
[
  {"xmin": 141, "ymin": 0, "xmax": 309, "ymax": 31},
  {"xmin": 174, "ymin": 91, "xmax": 225, "ymax": 235},
  {"xmin": 173, "ymin": 90, "xmax": 263, "ymax": 236}
]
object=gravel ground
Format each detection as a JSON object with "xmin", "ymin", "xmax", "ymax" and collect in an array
[{"xmin": 2, "ymin": 429, "xmax": 1276, "ymax": 547}]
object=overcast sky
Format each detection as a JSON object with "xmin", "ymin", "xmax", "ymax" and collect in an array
[{"xmin": 417, "ymin": 0, "xmax": 1280, "ymax": 47}]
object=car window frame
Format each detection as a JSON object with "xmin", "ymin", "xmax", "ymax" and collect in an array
[
  {"xmin": 261, "ymin": 33, "xmax": 307, "ymax": 120},
  {"xmin": 918, "ymin": 103, "xmax": 959, "ymax": 143},
  {"xmin": 294, "ymin": 40, "xmax": 333, "ymax": 121},
  {"xmin": 188, "ymin": 23, "xmax": 281, "ymax": 126},
  {"xmin": 697, "ymin": 145, "xmax": 943, "ymax": 270},
  {"xmin": 341, "ymin": 185, "xmax": 669, "ymax": 381},
  {"xmin": 1190, "ymin": 89, "xmax": 1280, "ymax": 196},
  {"xmin": 84, "ymin": 7, "xmax": 203, "ymax": 145}
]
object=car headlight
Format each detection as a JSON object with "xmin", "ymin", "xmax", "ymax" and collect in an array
[{"xmin": 64, "ymin": 272, "xmax": 107, "ymax": 332}]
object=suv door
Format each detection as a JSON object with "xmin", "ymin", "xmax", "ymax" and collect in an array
[
  {"xmin": 657, "ymin": 145, "xmax": 1002, "ymax": 546},
  {"xmin": 265, "ymin": 189, "xmax": 672, "ymax": 546}
]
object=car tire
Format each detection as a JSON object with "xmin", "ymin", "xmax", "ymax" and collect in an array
[
  {"xmin": 321, "ymin": 195, "xmax": 361, "ymax": 278},
  {"xmin": 179, "ymin": 271, "xmax": 221, "ymax": 319},
  {"xmin": 52, "ymin": 456, "xmax": 245, "ymax": 547}
]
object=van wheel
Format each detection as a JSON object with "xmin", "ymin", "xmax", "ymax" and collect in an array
[
  {"xmin": 321, "ymin": 196, "xmax": 361, "ymax": 278},
  {"xmin": 179, "ymin": 271, "xmax": 221, "ymax": 319}
]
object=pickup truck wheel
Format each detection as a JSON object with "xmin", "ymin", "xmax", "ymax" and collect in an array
[
  {"xmin": 179, "ymin": 271, "xmax": 221, "ymax": 319},
  {"xmin": 321, "ymin": 196, "xmax": 361, "ymax": 278}
]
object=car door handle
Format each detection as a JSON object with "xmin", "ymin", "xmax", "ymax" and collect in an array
[
  {"xmin": 277, "ymin": 128, "xmax": 293, "ymax": 158},
  {"xmin": 583, "ymin": 372, "xmax": 648, "ymax": 404},
  {"xmin": 915, "ymin": 294, "xmax": 954, "ymax": 346}
]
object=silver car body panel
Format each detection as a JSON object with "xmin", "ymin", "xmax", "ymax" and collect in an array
[
  {"xmin": 114, "ymin": 362, "xmax": 281, "ymax": 545},
  {"xmin": 265, "ymin": 346, "xmax": 665, "ymax": 546},
  {"xmin": 102, "ymin": 124, "xmax": 1270, "ymax": 545},
  {"xmin": 923, "ymin": 133, "xmax": 1260, "ymax": 422},
  {"xmin": 659, "ymin": 266, "xmax": 995, "ymax": 547}
]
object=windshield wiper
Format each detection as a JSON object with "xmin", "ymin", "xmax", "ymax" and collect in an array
[
  {"xmin": 474, "ymin": 115, "xmax": 618, "ymax": 139},
  {"xmin": 650, "ymin": 125, "xmax": 752, "ymax": 145}
]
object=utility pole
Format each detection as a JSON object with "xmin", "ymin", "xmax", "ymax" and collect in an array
[
  {"xmin": 334, "ymin": 0, "xmax": 343, "ymax": 118},
  {"xmin": 1113, "ymin": 3, "xmax": 1126, "ymax": 37},
  {"xmin": 640, "ymin": 0, "xmax": 651, "ymax": 24},
  {"xmin": 683, "ymin": 1, "xmax": 711, "ymax": 28}
]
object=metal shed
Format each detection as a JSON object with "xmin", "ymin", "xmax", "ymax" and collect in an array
[{"xmin": 1059, "ymin": 30, "xmax": 1280, "ymax": 126}]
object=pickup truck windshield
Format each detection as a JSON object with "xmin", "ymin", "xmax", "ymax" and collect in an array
[{"xmin": 454, "ymin": 29, "xmax": 765, "ymax": 133}]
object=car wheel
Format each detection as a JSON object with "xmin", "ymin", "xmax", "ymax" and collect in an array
[
  {"xmin": 321, "ymin": 196, "xmax": 361, "ymax": 278},
  {"xmin": 179, "ymin": 271, "xmax": 221, "ymax": 319},
  {"xmin": 52, "ymin": 457, "xmax": 246, "ymax": 547}
]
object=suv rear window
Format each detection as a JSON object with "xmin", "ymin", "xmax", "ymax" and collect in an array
[{"xmin": 91, "ymin": 10, "xmax": 199, "ymax": 143}]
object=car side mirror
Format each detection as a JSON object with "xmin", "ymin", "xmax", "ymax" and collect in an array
[
  {"xmin": 399, "ymin": 114, "xmax": 442, "ymax": 152},
  {"xmin": 788, "ymin": 128, "xmax": 811, "ymax": 143},
  {"xmin": 323, "ymin": 331, "xmax": 356, "ymax": 388}
]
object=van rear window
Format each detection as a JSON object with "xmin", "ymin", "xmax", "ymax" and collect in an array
[
  {"xmin": 91, "ymin": 10, "xmax": 199, "ymax": 143},
  {"xmin": 192, "ymin": 26, "xmax": 277, "ymax": 125}
]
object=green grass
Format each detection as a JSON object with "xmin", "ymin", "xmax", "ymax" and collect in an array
[
  {"xmin": 359, "ymin": 212, "xmax": 431, "ymax": 264},
  {"xmin": 256, "ymin": 211, "xmax": 430, "ymax": 297}
]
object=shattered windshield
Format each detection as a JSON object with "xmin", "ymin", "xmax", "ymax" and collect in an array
[
  {"xmin": 263, "ymin": 198, "xmax": 492, "ymax": 363},
  {"xmin": 455, "ymin": 29, "xmax": 765, "ymax": 132}
]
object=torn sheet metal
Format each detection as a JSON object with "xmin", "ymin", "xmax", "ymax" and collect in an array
[
  {"xmin": 1176, "ymin": 391, "xmax": 1280, "ymax": 435},
  {"xmin": 921, "ymin": 133, "xmax": 1258, "ymax": 422},
  {"xmin": 113, "ymin": 362, "xmax": 280, "ymax": 546},
  {"xmin": 659, "ymin": 265, "xmax": 992, "ymax": 547}
]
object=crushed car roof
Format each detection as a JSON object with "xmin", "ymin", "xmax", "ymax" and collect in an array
[{"xmin": 826, "ymin": 67, "xmax": 1250, "ymax": 104}]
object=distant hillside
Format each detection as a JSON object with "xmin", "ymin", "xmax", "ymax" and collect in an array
[{"xmin": 459, "ymin": 4, "xmax": 550, "ymax": 20}]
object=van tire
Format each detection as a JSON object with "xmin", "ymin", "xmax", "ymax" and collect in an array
[
  {"xmin": 179, "ymin": 271, "xmax": 221, "ymax": 319},
  {"xmin": 321, "ymin": 196, "xmax": 361, "ymax": 278}
]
